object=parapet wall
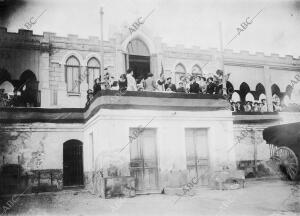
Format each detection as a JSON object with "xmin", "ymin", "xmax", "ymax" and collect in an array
[{"xmin": 1, "ymin": 27, "xmax": 299, "ymax": 67}]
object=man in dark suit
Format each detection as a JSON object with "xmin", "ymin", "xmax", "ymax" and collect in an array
[
  {"xmin": 206, "ymin": 77, "xmax": 216, "ymax": 94},
  {"xmin": 189, "ymin": 76, "xmax": 200, "ymax": 93},
  {"xmin": 164, "ymin": 77, "xmax": 176, "ymax": 92}
]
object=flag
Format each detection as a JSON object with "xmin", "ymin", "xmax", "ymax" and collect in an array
[{"xmin": 160, "ymin": 60, "xmax": 164, "ymax": 77}]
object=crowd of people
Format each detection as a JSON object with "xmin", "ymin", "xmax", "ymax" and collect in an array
[
  {"xmin": 0, "ymin": 81, "xmax": 37, "ymax": 107},
  {"xmin": 88, "ymin": 68, "xmax": 230, "ymax": 103},
  {"xmin": 86, "ymin": 68, "xmax": 231, "ymax": 106},
  {"xmin": 230, "ymin": 99, "xmax": 282, "ymax": 113},
  {"xmin": 87, "ymin": 68, "xmax": 284, "ymax": 113},
  {"xmin": 0, "ymin": 68, "xmax": 284, "ymax": 113}
]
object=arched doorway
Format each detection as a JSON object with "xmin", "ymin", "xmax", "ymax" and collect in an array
[
  {"xmin": 239, "ymin": 82, "xmax": 250, "ymax": 102},
  {"xmin": 0, "ymin": 68, "xmax": 11, "ymax": 84},
  {"xmin": 271, "ymin": 84, "xmax": 281, "ymax": 102},
  {"xmin": 226, "ymin": 81, "xmax": 234, "ymax": 95},
  {"xmin": 126, "ymin": 39, "xmax": 150, "ymax": 81},
  {"xmin": 19, "ymin": 70, "xmax": 39, "ymax": 107},
  {"xmin": 63, "ymin": 140, "xmax": 84, "ymax": 187},
  {"xmin": 255, "ymin": 83, "xmax": 265, "ymax": 100}
]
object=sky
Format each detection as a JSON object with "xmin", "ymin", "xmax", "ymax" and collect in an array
[{"xmin": 1, "ymin": 0, "xmax": 300, "ymax": 57}]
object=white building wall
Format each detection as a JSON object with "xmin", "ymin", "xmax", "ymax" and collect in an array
[
  {"xmin": 84, "ymin": 108, "xmax": 234, "ymax": 188},
  {"xmin": 269, "ymin": 68, "xmax": 299, "ymax": 91},
  {"xmin": 224, "ymin": 65, "xmax": 264, "ymax": 90},
  {"xmin": 0, "ymin": 123, "xmax": 84, "ymax": 170}
]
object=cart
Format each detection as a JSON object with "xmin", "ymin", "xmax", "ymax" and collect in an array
[{"xmin": 263, "ymin": 122, "xmax": 300, "ymax": 181}]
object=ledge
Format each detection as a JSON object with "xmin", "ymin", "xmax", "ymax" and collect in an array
[
  {"xmin": 233, "ymin": 112, "xmax": 280, "ymax": 123},
  {"xmin": 84, "ymin": 90, "xmax": 231, "ymax": 121},
  {"xmin": 0, "ymin": 90, "xmax": 230, "ymax": 124},
  {"xmin": 0, "ymin": 107, "xmax": 84, "ymax": 124}
]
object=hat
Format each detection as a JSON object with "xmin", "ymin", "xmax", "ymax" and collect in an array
[
  {"xmin": 120, "ymin": 74, "xmax": 126, "ymax": 79},
  {"xmin": 216, "ymin": 69, "xmax": 223, "ymax": 75}
]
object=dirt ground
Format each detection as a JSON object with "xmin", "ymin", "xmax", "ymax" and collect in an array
[{"xmin": 0, "ymin": 179, "xmax": 299, "ymax": 216}]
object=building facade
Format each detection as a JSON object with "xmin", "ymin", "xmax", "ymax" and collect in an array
[
  {"xmin": 0, "ymin": 27, "xmax": 300, "ymax": 195},
  {"xmin": 1, "ymin": 27, "xmax": 300, "ymax": 109}
]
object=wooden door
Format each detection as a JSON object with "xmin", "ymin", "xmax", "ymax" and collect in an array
[
  {"xmin": 63, "ymin": 140, "xmax": 84, "ymax": 187},
  {"xmin": 129, "ymin": 128, "xmax": 159, "ymax": 192},
  {"xmin": 185, "ymin": 128, "xmax": 209, "ymax": 186}
]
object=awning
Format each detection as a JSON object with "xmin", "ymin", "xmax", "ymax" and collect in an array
[{"xmin": 263, "ymin": 122, "xmax": 300, "ymax": 153}]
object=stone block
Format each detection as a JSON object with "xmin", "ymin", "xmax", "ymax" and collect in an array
[
  {"xmin": 209, "ymin": 170, "xmax": 245, "ymax": 190},
  {"xmin": 105, "ymin": 176, "xmax": 135, "ymax": 198}
]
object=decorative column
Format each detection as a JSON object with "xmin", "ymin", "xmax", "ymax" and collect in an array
[
  {"xmin": 38, "ymin": 51, "xmax": 50, "ymax": 107},
  {"xmin": 263, "ymin": 65, "xmax": 273, "ymax": 112},
  {"xmin": 150, "ymin": 54, "xmax": 158, "ymax": 78}
]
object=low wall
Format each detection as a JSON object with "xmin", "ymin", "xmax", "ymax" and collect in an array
[{"xmin": 0, "ymin": 165, "xmax": 63, "ymax": 195}]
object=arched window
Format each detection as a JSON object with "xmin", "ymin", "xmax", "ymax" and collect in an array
[
  {"xmin": 191, "ymin": 65, "xmax": 202, "ymax": 77},
  {"xmin": 66, "ymin": 56, "xmax": 80, "ymax": 93},
  {"xmin": 87, "ymin": 58, "xmax": 100, "ymax": 90},
  {"xmin": 175, "ymin": 63, "xmax": 186, "ymax": 84},
  {"xmin": 127, "ymin": 39, "xmax": 150, "ymax": 56}
]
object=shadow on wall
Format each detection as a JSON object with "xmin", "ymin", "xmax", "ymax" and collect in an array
[
  {"xmin": 0, "ymin": 164, "xmax": 63, "ymax": 195},
  {"xmin": 0, "ymin": 131, "xmax": 61, "ymax": 195}
]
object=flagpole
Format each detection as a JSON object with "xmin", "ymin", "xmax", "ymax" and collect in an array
[
  {"xmin": 218, "ymin": 22, "xmax": 224, "ymax": 71},
  {"xmin": 100, "ymin": 7, "xmax": 104, "ymax": 79}
]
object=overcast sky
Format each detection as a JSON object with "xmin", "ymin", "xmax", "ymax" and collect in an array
[{"xmin": 2, "ymin": 0, "xmax": 300, "ymax": 57}]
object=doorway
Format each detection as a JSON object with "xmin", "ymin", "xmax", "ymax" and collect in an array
[
  {"xmin": 129, "ymin": 55, "xmax": 150, "ymax": 81},
  {"xmin": 129, "ymin": 128, "xmax": 159, "ymax": 192},
  {"xmin": 185, "ymin": 128, "xmax": 209, "ymax": 186},
  {"xmin": 126, "ymin": 39, "xmax": 151, "ymax": 82},
  {"xmin": 63, "ymin": 140, "xmax": 84, "ymax": 187}
]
